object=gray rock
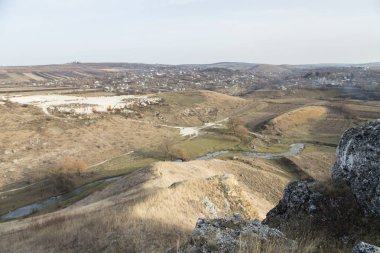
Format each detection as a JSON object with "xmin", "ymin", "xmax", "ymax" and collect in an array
[
  {"xmin": 263, "ymin": 181, "xmax": 321, "ymax": 227},
  {"xmin": 352, "ymin": 242, "xmax": 380, "ymax": 253},
  {"xmin": 332, "ymin": 120, "xmax": 380, "ymax": 218},
  {"xmin": 263, "ymin": 179, "xmax": 360, "ymax": 236},
  {"xmin": 178, "ymin": 214, "xmax": 296, "ymax": 253},
  {"xmin": 263, "ymin": 121, "xmax": 380, "ymax": 251},
  {"xmin": 181, "ymin": 107, "xmax": 218, "ymax": 117},
  {"xmin": 202, "ymin": 196, "xmax": 219, "ymax": 219}
]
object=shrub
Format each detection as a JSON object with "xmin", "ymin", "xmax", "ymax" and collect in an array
[
  {"xmin": 53, "ymin": 173, "xmax": 75, "ymax": 192},
  {"xmin": 51, "ymin": 156, "xmax": 88, "ymax": 192},
  {"xmin": 170, "ymin": 147, "xmax": 189, "ymax": 161},
  {"xmin": 227, "ymin": 117, "xmax": 250, "ymax": 143},
  {"xmin": 160, "ymin": 140, "xmax": 173, "ymax": 160},
  {"xmin": 57, "ymin": 156, "xmax": 87, "ymax": 176},
  {"xmin": 227, "ymin": 117, "xmax": 244, "ymax": 132},
  {"xmin": 160, "ymin": 141, "xmax": 189, "ymax": 161},
  {"xmin": 235, "ymin": 125, "xmax": 250, "ymax": 143}
]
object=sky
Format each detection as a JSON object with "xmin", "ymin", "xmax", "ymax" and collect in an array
[{"xmin": 0, "ymin": 0, "xmax": 379, "ymax": 66}]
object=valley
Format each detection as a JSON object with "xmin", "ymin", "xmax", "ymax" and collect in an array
[
  {"xmin": 1, "ymin": 0, "xmax": 379, "ymax": 251},
  {"xmin": 0, "ymin": 63, "xmax": 380, "ymax": 252},
  {"xmin": 1, "ymin": 72, "xmax": 380, "ymax": 252}
]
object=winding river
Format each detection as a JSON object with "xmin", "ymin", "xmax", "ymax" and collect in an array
[
  {"xmin": 196, "ymin": 143, "xmax": 304, "ymax": 160},
  {"xmin": 0, "ymin": 143, "xmax": 304, "ymax": 222},
  {"xmin": 0, "ymin": 176, "xmax": 122, "ymax": 222}
]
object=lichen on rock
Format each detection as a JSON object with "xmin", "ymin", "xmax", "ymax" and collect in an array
[
  {"xmin": 175, "ymin": 213, "xmax": 296, "ymax": 253},
  {"xmin": 352, "ymin": 242, "xmax": 380, "ymax": 253},
  {"xmin": 332, "ymin": 120, "xmax": 380, "ymax": 218}
]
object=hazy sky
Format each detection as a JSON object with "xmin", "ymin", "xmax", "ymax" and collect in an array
[{"xmin": 0, "ymin": 0, "xmax": 379, "ymax": 65}]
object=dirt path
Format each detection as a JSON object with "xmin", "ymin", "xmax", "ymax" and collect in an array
[
  {"xmin": 0, "ymin": 180, "xmax": 48, "ymax": 195},
  {"xmin": 128, "ymin": 117, "xmax": 229, "ymax": 137},
  {"xmin": 87, "ymin": 151, "xmax": 134, "ymax": 169}
]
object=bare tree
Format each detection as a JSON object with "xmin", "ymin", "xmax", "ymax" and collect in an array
[{"xmin": 228, "ymin": 117, "xmax": 250, "ymax": 143}]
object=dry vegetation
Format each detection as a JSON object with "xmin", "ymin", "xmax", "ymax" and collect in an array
[
  {"xmin": 56, "ymin": 156, "xmax": 87, "ymax": 176},
  {"xmin": 1, "ymin": 87, "xmax": 380, "ymax": 252},
  {"xmin": 263, "ymin": 106, "xmax": 329, "ymax": 136},
  {"xmin": 159, "ymin": 140, "xmax": 190, "ymax": 161},
  {"xmin": 50, "ymin": 156, "xmax": 88, "ymax": 192},
  {"xmin": 156, "ymin": 90, "xmax": 248, "ymax": 126},
  {"xmin": 288, "ymin": 149, "xmax": 336, "ymax": 181},
  {"xmin": 0, "ymin": 158, "xmax": 295, "ymax": 252},
  {"xmin": 0, "ymin": 90, "xmax": 253, "ymax": 218},
  {"xmin": 0, "ymin": 90, "xmax": 248, "ymax": 189},
  {"xmin": 227, "ymin": 117, "xmax": 250, "ymax": 143}
]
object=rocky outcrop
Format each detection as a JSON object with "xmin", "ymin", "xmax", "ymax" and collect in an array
[
  {"xmin": 181, "ymin": 107, "xmax": 218, "ymax": 118},
  {"xmin": 263, "ymin": 180, "xmax": 318, "ymax": 226},
  {"xmin": 263, "ymin": 120, "xmax": 380, "ymax": 249},
  {"xmin": 352, "ymin": 242, "xmax": 380, "ymax": 253},
  {"xmin": 263, "ymin": 180, "xmax": 359, "ymax": 234},
  {"xmin": 178, "ymin": 213, "xmax": 296, "ymax": 253},
  {"xmin": 332, "ymin": 120, "xmax": 380, "ymax": 218},
  {"xmin": 265, "ymin": 121, "xmax": 380, "ymax": 230},
  {"xmin": 180, "ymin": 121, "xmax": 380, "ymax": 252}
]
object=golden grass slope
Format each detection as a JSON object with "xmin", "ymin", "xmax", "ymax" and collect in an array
[
  {"xmin": 0, "ymin": 158, "xmax": 293, "ymax": 253},
  {"xmin": 289, "ymin": 151, "xmax": 336, "ymax": 181},
  {"xmin": 263, "ymin": 106, "xmax": 328, "ymax": 136}
]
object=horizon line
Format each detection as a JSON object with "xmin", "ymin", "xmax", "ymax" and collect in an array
[{"xmin": 1, "ymin": 61, "xmax": 380, "ymax": 68}]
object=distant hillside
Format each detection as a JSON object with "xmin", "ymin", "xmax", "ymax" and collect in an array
[{"xmin": 1, "ymin": 62, "xmax": 379, "ymax": 99}]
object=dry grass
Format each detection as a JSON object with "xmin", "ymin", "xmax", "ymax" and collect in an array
[
  {"xmin": 0, "ymin": 100, "xmax": 179, "ymax": 188},
  {"xmin": 156, "ymin": 90, "xmax": 249, "ymax": 127},
  {"xmin": 0, "ymin": 158, "xmax": 295, "ymax": 252},
  {"xmin": 238, "ymin": 233, "xmax": 299, "ymax": 253},
  {"xmin": 265, "ymin": 106, "xmax": 328, "ymax": 136},
  {"xmin": 56, "ymin": 156, "xmax": 88, "ymax": 176},
  {"xmin": 288, "ymin": 150, "xmax": 336, "ymax": 181},
  {"xmin": 0, "ymin": 180, "xmax": 246, "ymax": 252},
  {"xmin": 0, "ymin": 89, "xmax": 249, "ymax": 189},
  {"xmin": 2, "ymin": 90, "xmax": 379, "ymax": 252}
]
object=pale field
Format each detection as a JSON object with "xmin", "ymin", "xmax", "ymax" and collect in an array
[
  {"xmin": 8, "ymin": 94, "xmax": 161, "ymax": 115},
  {"xmin": 22, "ymin": 73, "xmax": 45, "ymax": 81},
  {"xmin": 3, "ymin": 73, "xmax": 31, "ymax": 82}
]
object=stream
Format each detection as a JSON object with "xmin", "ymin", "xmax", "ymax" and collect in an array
[
  {"xmin": 0, "ymin": 176, "xmax": 122, "ymax": 222},
  {"xmin": 1, "ymin": 143, "xmax": 304, "ymax": 222},
  {"xmin": 196, "ymin": 143, "xmax": 304, "ymax": 160}
]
